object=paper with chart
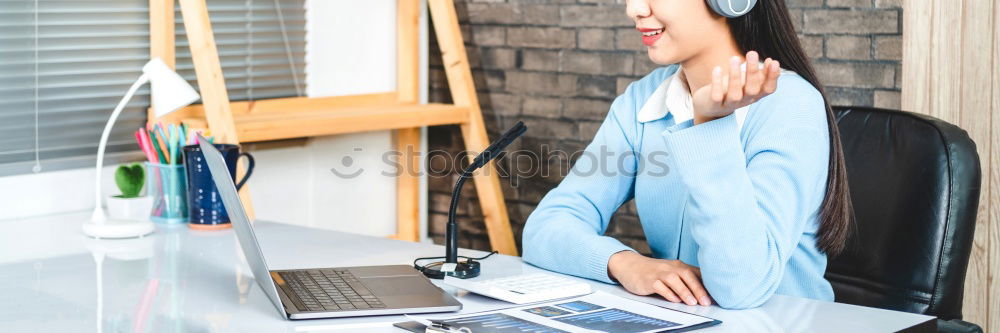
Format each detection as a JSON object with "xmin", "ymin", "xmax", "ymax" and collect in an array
[{"xmin": 415, "ymin": 291, "xmax": 718, "ymax": 333}]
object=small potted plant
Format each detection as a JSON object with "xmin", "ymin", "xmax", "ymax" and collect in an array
[{"xmin": 106, "ymin": 163, "xmax": 153, "ymax": 221}]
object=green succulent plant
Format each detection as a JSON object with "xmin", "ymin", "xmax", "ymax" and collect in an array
[{"xmin": 114, "ymin": 163, "xmax": 145, "ymax": 198}]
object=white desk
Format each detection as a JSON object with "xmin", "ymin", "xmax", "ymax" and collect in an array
[{"xmin": 0, "ymin": 211, "xmax": 935, "ymax": 332}]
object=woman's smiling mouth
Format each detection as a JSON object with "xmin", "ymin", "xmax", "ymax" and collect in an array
[{"xmin": 637, "ymin": 27, "xmax": 665, "ymax": 46}]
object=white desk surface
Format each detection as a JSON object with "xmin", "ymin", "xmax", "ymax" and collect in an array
[{"xmin": 0, "ymin": 211, "xmax": 934, "ymax": 332}]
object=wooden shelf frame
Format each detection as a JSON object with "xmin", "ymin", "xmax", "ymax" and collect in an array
[{"xmin": 149, "ymin": 0, "xmax": 518, "ymax": 255}]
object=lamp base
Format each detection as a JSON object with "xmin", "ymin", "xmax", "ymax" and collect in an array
[
  {"xmin": 83, "ymin": 219, "xmax": 155, "ymax": 239},
  {"xmin": 420, "ymin": 260, "xmax": 480, "ymax": 280}
]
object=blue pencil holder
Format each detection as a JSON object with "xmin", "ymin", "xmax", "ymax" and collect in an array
[{"xmin": 147, "ymin": 162, "xmax": 188, "ymax": 224}]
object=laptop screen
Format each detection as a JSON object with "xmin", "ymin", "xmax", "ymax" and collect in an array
[{"xmin": 197, "ymin": 135, "xmax": 285, "ymax": 314}]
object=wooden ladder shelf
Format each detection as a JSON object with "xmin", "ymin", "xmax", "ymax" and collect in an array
[
  {"xmin": 169, "ymin": 93, "xmax": 472, "ymax": 142},
  {"xmin": 149, "ymin": 0, "xmax": 518, "ymax": 255}
]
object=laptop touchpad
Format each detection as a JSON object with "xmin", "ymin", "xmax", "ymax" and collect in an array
[{"xmin": 364, "ymin": 276, "xmax": 438, "ymax": 296}]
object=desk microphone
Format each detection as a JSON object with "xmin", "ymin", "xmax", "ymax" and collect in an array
[{"xmin": 417, "ymin": 121, "xmax": 526, "ymax": 279}]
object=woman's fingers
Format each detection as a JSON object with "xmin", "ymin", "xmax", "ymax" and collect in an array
[
  {"xmin": 662, "ymin": 274, "xmax": 698, "ymax": 306},
  {"xmin": 652, "ymin": 279, "xmax": 682, "ymax": 303},
  {"xmin": 680, "ymin": 271, "xmax": 712, "ymax": 306},
  {"xmin": 763, "ymin": 60, "xmax": 780, "ymax": 94},
  {"xmin": 743, "ymin": 52, "xmax": 763, "ymax": 97},
  {"xmin": 711, "ymin": 66, "xmax": 725, "ymax": 103},
  {"xmin": 761, "ymin": 58, "xmax": 772, "ymax": 84},
  {"xmin": 725, "ymin": 56, "xmax": 743, "ymax": 106},
  {"xmin": 694, "ymin": 51, "xmax": 779, "ymax": 121}
]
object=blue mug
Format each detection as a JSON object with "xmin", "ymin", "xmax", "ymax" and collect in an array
[{"xmin": 183, "ymin": 143, "xmax": 254, "ymax": 230}]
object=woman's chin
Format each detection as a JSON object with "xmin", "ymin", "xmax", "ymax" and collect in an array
[{"xmin": 646, "ymin": 47, "xmax": 679, "ymax": 66}]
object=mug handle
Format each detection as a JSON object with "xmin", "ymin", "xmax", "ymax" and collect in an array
[{"xmin": 235, "ymin": 152, "xmax": 255, "ymax": 190}]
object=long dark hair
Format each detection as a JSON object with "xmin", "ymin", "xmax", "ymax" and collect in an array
[{"xmin": 726, "ymin": 0, "xmax": 854, "ymax": 256}]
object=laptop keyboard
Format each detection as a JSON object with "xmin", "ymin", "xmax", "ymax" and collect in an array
[{"xmin": 280, "ymin": 269, "xmax": 387, "ymax": 312}]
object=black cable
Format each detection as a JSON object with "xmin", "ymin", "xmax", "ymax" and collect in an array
[
  {"xmin": 414, "ymin": 250, "xmax": 498, "ymax": 266},
  {"xmin": 413, "ymin": 251, "xmax": 498, "ymax": 273}
]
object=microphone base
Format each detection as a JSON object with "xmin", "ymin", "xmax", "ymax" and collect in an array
[{"xmin": 420, "ymin": 260, "xmax": 480, "ymax": 280}]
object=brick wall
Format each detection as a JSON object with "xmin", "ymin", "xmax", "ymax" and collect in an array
[{"xmin": 426, "ymin": 0, "xmax": 903, "ymax": 253}]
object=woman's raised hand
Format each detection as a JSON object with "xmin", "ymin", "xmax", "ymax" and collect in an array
[{"xmin": 692, "ymin": 51, "xmax": 781, "ymax": 125}]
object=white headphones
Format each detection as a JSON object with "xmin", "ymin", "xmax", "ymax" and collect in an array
[{"xmin": 706, "ymin": 0, "xmax": 758, "ymax": 18}]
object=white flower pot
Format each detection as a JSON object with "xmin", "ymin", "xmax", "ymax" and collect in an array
[{"xmin": 106, "ymin": 196, "xmax": 154, "ymax": 222}]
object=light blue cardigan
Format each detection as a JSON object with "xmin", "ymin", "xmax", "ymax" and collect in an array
[{"xmin": 522, "ymin": 64, "xmax": 835, "ymax": 309}]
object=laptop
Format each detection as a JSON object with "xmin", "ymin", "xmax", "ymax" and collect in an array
[{"xmin": 197, "ymin": 136, "xmax": 462, "ymax": 320}]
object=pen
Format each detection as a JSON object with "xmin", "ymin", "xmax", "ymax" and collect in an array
[
  {"xmin": 180, "ymin": 123, "xmax": 188, "ymax": 145},
  {"xmin": 173, "ymin": 124, "xmax": 183, "ymax": 163},
  {"xmin": 426, "ymin": 321, "xmax": 469, "ymax": 333},
  {"xmin": 147, "ymin": 129, "xmax": 164, "ymax": 164},
  {"xmin": 135, "ymin": 129, "xmax": 156, "ymax": 163},
  {"xmin": 150, "ymin": 128, "xmax": 168, "ymax": 164},
  {"xmin": 134, "ymin": 130, "xmax": 147, "ymax": 162},
  {"xmin": 168, "ymin": 124, "xmax": 178, "ymax": 164},
  {"xmin": 155, "ymin": 123, "xmax": 169, "ymax": 151},
  {"xmin": 159, "ymin": 125, "xmax": 173, "ymax": 164}
]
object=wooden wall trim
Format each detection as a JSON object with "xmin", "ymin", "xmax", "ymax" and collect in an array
[
  {"xmin": 902, "ymin": 0, "xmax": 996, "ymax": 328},
  {"xmin": 989, "ymin": 0, "xmax": 1000, "ymax": 329}
]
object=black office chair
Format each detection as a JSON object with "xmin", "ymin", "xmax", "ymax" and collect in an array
[{"xmin": 825, "ymin": 106, "xmax": 983, "ymax": 333}]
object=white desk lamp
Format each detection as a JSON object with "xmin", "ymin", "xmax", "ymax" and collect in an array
[{"xmin": 85, "ymin": 57, "xmax": 200, "ymax": 238}]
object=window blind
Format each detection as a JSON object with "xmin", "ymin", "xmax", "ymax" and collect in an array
[
  {"xmin": 175, "ymin": 0, "xmax": 306, "ymax": 102},
  {"xmin": 0, "ymin": 0, "xmax": 305, "ymax": 176}
]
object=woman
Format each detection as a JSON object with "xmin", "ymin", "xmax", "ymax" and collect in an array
[{"xmin": 521, "ymin": 0, "xmax": 853, "ymax": 310}]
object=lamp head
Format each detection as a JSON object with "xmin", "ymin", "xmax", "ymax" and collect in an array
[{"xmin": 143, "ymin": 58, "xmax": 200, "ymax": 118}]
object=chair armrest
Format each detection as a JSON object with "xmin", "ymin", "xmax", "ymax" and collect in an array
[{"xmin": 938, "ymin": 319, "xmax": 983, "ymax": 333}]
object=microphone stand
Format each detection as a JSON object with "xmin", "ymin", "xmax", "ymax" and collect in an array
[{"xmin": 419, "ymin": 121, "xmax": 527, "ymax": 279}]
